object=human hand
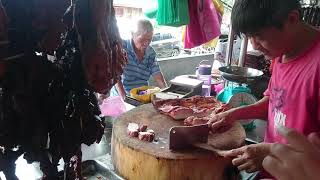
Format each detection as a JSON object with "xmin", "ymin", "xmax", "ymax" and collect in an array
[
  {"xmin": 224, "ymin": 143, "xmax": 271, "ymax": 173},
  {"xmin": 308, "ymin": 132, "xmax": 320, "ymax": 148},
  {"xmin": 262, "ymin": 127, "xmax": 320, "ymax": 180},
  {"xmin": 207, "ymin": 109, "xmax": 236, "ymax": 133}
]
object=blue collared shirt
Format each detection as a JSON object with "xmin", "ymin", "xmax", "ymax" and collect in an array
[{"xmin": 110, "ymin": 39, "xmax": 161, "ymax": 96}]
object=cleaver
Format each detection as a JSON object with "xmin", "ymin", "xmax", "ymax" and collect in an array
[{"xmin": 169, "ymin": 124, "xmax": 228, "ymax": 156}]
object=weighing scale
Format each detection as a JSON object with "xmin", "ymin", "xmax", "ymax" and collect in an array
[
  {"xmin": 217, "ymin": 66, "xmax": 263, "ymax": 131},
  {"xmin": 153, "ymin": 76, "xmax": 203, "ymax": 100}
]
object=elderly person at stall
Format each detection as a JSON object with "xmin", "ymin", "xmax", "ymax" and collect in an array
[{"xmin": 110, "ymin": 19, "xmax": 167, "ymax": 100}]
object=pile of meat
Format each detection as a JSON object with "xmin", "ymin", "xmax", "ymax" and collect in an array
[
  {"xmin": 127, "ymin": 123, "xmax": 155, "ymax": 142},
  {"xmin": 0, "ymin": 0, "xmax": 127, "ymax": 179},
  {"xmin": 153, "ymin": 96, "xmax": 229, "ymax": 125}
]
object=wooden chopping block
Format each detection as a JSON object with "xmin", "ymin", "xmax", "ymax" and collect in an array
[{"xmin": 112, "ymin": 104, "xmax": 246, "ymax": 180}]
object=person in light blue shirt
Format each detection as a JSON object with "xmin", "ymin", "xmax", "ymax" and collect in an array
[{"xmin": 110, "ymin": 19, "xmax": 167, "ymax": 99}]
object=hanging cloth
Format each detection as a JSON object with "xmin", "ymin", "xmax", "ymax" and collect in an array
[
  {"xmin": 202, "ymin": 0, "xmax": 224, "ymax": 48},
  {"xmin": 182, "ymin": 0, "xmax": 224, "ymax": 49},
  {"xmin": 156, "ymin": 0, "xmax": 190, "ymax": 27},
  {"xmin": 143, "ymin": 0, "xmax": 158, "ymax": 19},
  {"xmin": 212, "ymin": 0, "xmax": 224, "ymax": 16},
  {"xmin": 184, "ymin": 0, "xmax": 221, "ymax": 49}
]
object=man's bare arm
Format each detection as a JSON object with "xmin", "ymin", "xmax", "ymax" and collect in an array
[{"xmin": 115, "ymin": 81, "xmax": 126, "ymax": 100}]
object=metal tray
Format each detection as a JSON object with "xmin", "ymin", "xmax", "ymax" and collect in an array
[
  {"xmin": 82, "ymin": 160, "xmax": 124, "ymax": 180},
  {"xmin": 219, "ymin": 66, "xmax": 263, "ymax": 84}
]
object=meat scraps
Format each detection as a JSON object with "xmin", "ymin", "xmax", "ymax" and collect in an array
[
  {"xmin": 138, "ymin": 130, "xmax": 155, "ymax": 142},
  {"xmin": 127, "ymin": 123, "xmax": 139, "ymax": 137},
  {"xmin": 127, "ymin": 123, "xmax": 155, "ymax": 142}
]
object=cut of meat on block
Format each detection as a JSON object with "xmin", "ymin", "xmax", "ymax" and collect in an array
[
  {"xmin": 139, "ymin": 124, "xmax": 148, "ymax": 132},
  {"xmin": 138, "ymin": 130, "xmax": 155, "ymax": 142},
  {"xmin": 127, "ymin": 123, "xmax": 155, "ymax": 142},
  {"xmin": 127, "ymin": 123, "xmax": 139, "ymax": 137},
  {"xmin": 153, "ymin": 96, "xmax": 230, "ymax": 120},
  {"xmin": 184, "ymin": 116, "xmax": 212, "ymax": 126},
  {"xmin": 184, "ymin": 104, "xmax": 230, "ymax": 126}
]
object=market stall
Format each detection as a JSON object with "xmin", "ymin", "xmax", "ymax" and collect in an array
[{"xmin": 1, "ymin": 0, "xmax": 320, "ymax": 179}]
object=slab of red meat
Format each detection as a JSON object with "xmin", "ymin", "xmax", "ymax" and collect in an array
[
  {"xmin": 153, "ymin": 96, "xmax": 229, "ymax": 120},
  {"xmin": 184, "ymin": 116, "xmax": 212, "ymax": 126}
]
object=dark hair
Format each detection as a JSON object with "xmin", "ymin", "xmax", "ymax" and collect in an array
[{"xmin": 231, "ymin": 0, "xmax": 302, "ymax": 36}]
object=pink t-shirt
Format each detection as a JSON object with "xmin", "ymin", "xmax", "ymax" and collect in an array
[{"xmin": 264, "ymin": 36, "xmax": 320, "ymax": 144}]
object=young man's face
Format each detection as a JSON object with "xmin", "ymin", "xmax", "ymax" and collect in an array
[
  {"xmin": 245, "ymin": 10, "xmax": 300, "ymax": 60},
  {"xmin": 247, "ymin": 26, "xmax": 292, "ymax": 59}
]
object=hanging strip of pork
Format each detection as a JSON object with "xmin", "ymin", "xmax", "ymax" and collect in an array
[
  {"xmin": 75, "ymin": 0, "xmax": 127, "ymax": 94},
  {"xmin": 0, "ymin": 0, "xmax": 126, "ymax": 179}
]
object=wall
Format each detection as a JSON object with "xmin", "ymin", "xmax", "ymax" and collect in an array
[{"xmin": 149, "ymin": 54, "xmax": 214, "ymax": 86}]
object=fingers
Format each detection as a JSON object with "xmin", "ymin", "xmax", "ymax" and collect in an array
[
  {"xmin": 262, "ymin": 155, "xmax": 285, "ymax": 179},
  {"xmin": 232, "ymin": 155, "xmax": 248, "ymax": 166},
  {"xmin": 207, "ymin": 114, "xmax": 220, "ymax": 125},
  {"xmin": 224, "ymin": 146, "xmax": 246, "ymax": 157},
  {"xmin": 216, "ymin": 124, "xmax": 232, "ymax": 133},
  {"xmin": 237, "ymin": 162, "xmax": 255, "ymax": 172},
  {"xmin": 209, "ymin": 119, "xmax": 231, "ymax": 133},
  {"xmin": 277, "ymin": 126, "xmax": 311, "ymax": 152},
  {"xmin": 269, "ymin": 143, "xmax": 298, "ymax": 162},
  {"xmin": 207, "ymin": 111, "xmax": 234, "ymax": 133},
  {"xmin": 308, "ymin": 132, "xmax": 320, "ymax": 149},
  {"xmin": 233, "ymin": 157, "xmax": 258, "ymax": 173}
]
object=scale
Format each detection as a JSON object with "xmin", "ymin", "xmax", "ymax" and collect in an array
[
  {"xmin": 154, "ymin": 76, "xmax": 203, "ymax": 100},
  {"xmin": 217, "ymin": 66, "xmax": 263, "ymax": 131}
]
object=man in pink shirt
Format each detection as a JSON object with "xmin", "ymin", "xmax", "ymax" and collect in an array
[{"xmin": 208, "ymin": 0, "xmax": 320, "ymax": 178}]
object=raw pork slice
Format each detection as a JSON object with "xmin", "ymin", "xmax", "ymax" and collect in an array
[
  {"xmin": 139, "ymin": 124, "xmax": 148, "ymax": 132},
  {"xmin": 153, "ymin": 96, "xmax": 229, "ymax": 120},
  {"xmin": 127, "ymin": 123, "xmax": 139, "ymax": 137},
  {"xmin": 138, "ymin": 129, "xmax": 155, "ymax": 142}
]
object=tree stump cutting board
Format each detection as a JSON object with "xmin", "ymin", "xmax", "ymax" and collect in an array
[{"xmin": 112, "ymin": 104, "xmax": 246, "ymax": 180}]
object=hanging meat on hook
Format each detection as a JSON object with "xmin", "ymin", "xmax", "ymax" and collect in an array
[
  {"xmin": 0, "ymin": 0, "xmax": 127, "ymax": 179},
  {"xmin": 75, "ymin": 0, "xmax": 127, "ymax": 94}
]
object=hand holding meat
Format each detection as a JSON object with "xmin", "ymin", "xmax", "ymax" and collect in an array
[
  {"xmin": 262, "ymin": 127, "xmax": 320, "ymax": 180},
  {"xmin": 224, "ymin": 143, "xmax": 271, "ymax": 173},
  {"xmin": 207, "ymin": 109, "xmax": 236, "ymax": 133}
]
